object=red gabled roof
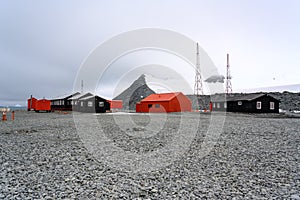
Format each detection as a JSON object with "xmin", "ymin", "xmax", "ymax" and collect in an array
[{"xmin": 141, "ymin": 92, "xmax": 182, "ymax": 102}]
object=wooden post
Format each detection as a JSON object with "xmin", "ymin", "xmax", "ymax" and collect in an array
[{"xmin": 12, "ymin": 111, "xmax": 15, "ymax": 121}]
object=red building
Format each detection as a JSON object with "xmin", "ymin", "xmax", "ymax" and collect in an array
[
  {"xmin": 35, "ymin": 99, "xmax": 51, "ymax": 112},
  {"xmin": 27, "ymin": 97, "xmax": 37, "ymax": 111},
  {"xmin": 27, "ymin": 96, "xmax": 51, "ymax": 112},
  {"xmin": 136, "ymin": 92, "xmax": 191, "ymax": 113}
]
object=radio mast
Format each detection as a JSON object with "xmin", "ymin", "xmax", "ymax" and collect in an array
[
  {"xmin": 194, "ymin": 43, "xmax": 203, "ymax": 96},
  {"xmin": 225, "ymin": 53, "xmax": 233, "ymax": 94}
]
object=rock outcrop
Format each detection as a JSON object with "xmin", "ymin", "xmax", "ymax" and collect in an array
[{"xmin": 113, "ymin": 75, "xmax": 155, "ymax": 110}]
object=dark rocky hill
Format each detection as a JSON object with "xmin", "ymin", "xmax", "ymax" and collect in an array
[{"xmin": 113, "ymin": 74, "xmax": 155, "ymax": 110}]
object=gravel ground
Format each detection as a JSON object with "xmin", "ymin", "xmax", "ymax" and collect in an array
[{"xmin": 0, "ymin": 111, "xmax": 299, "ymax": 199}]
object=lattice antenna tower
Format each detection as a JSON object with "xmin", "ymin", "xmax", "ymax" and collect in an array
[
  {"xmin": 225, "ymin": 53, "xmax": 233, "ymax": 94},
  {"xmin": 194, "ymin": 43, "xmax": 203, "ymax": 96},
  {"xmin": 81, "ymin": 80, "xmax": 84, "ymax": 93}
]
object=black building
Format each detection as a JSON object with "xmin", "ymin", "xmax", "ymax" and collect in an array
[
  {"xmin": 78, "ymin": 95, "xmax": 110, "ymax": 113},
  {"xmin": 69, "ymin": 92, "xmax": 93, "ymax": 112},
  {"xmin": 211, "ymin": 93, "xmax": 280, "ymax": 113},
  {"xmin": 50, "ymin": 92, "xmax": 80, "ymax": 111}
]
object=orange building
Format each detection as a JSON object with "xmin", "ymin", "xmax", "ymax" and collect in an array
[
  {"xmin": 35, "ymin": 99, "xmax": 51, "ymax": 112},
  {"xmin": 136, "ymin": 92, "xmax": 191, "ymax": 113},
  {"xmin": 27, "ymin": 97, "xmax": 37, "ymax": 111},
  {"xmin": 27, "ymin": 96, "xmax": 51, "ymax": 112}
]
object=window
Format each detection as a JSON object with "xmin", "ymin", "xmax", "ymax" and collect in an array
[
  {"xmin": 81, "ymin": 102, "xmax": 84, "ymax": 107},
  {"xmin": 213, "ymin": 103, "xmax": 216, "ymax": 108},
  {"xmin": 58, "ymin": 100, "xmax": 64, "ymax": 105},
  {"xmin": 238, "ymin": 101, "xmax": 242, "ymax": 106},
  {"xmin": 74, "ymin": 101, "xmax": 77, "ymax": 105},
  {"xmin": 88, "ymin": 101, "xmax": 93, "ymax": 107},
  {"xmin": 148, "ymin": 104, "xmax": 152, "ymax": 108},
  {"xmin": 155, "ymin": 104, "xmax": 160, "ymax": 108},
  {"xmin": 217, "ymin": 103, "xmax": 220, "ymax": 108},
  {"xmin": 224, "ymin": 102, "xmax": 227, "ymax": 109},
  {"xmin": 256, "ymin": 101, "xmax": 262, "ymax": 109},
  {"xmin": 99, "ymin": 102, "xmax": 104, "ymax": 107},
  {"xmin": 270, "ymin": 102, "xmax": 274, "ymax": 110}
]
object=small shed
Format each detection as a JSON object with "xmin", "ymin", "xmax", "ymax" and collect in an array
[
  {"xmin": 136, "ymin": 92, "xmax": 191, "ymax": 113},
  {"xmin": 78, "ymin": 95, "xmax": 110, "ymax": 113},
  {"xmin": 50, "ymin": 92, "xmax": 80, "ymax": 111},
  {"xmin": 211, "ymin": 93, "xmax": 280, "ymax": 113},
  {"xmin": 27, "ymin": 96, "xmax": 37, "ymax": 111}
]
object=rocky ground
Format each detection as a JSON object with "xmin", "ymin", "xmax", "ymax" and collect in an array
[{"xmin": 0, "ymin": 111, "xmax": 299, "ymax": 199}]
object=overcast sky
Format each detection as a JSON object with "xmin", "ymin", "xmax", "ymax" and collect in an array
[{"xmin": 0, "ymin": 0, "xmax": 299, "ymax": 106}]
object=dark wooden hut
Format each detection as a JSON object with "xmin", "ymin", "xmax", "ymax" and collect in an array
[
  {"xmin": 78, "ymin": 95, "xmax": 110, "ymax": 113},
  {"xmin": 68, "ymin": 92, "xmax": 93, "ymax": 112},
  {"xmin": 211, "ymin": 93, "xmax": 280, "ymax": 113}
]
